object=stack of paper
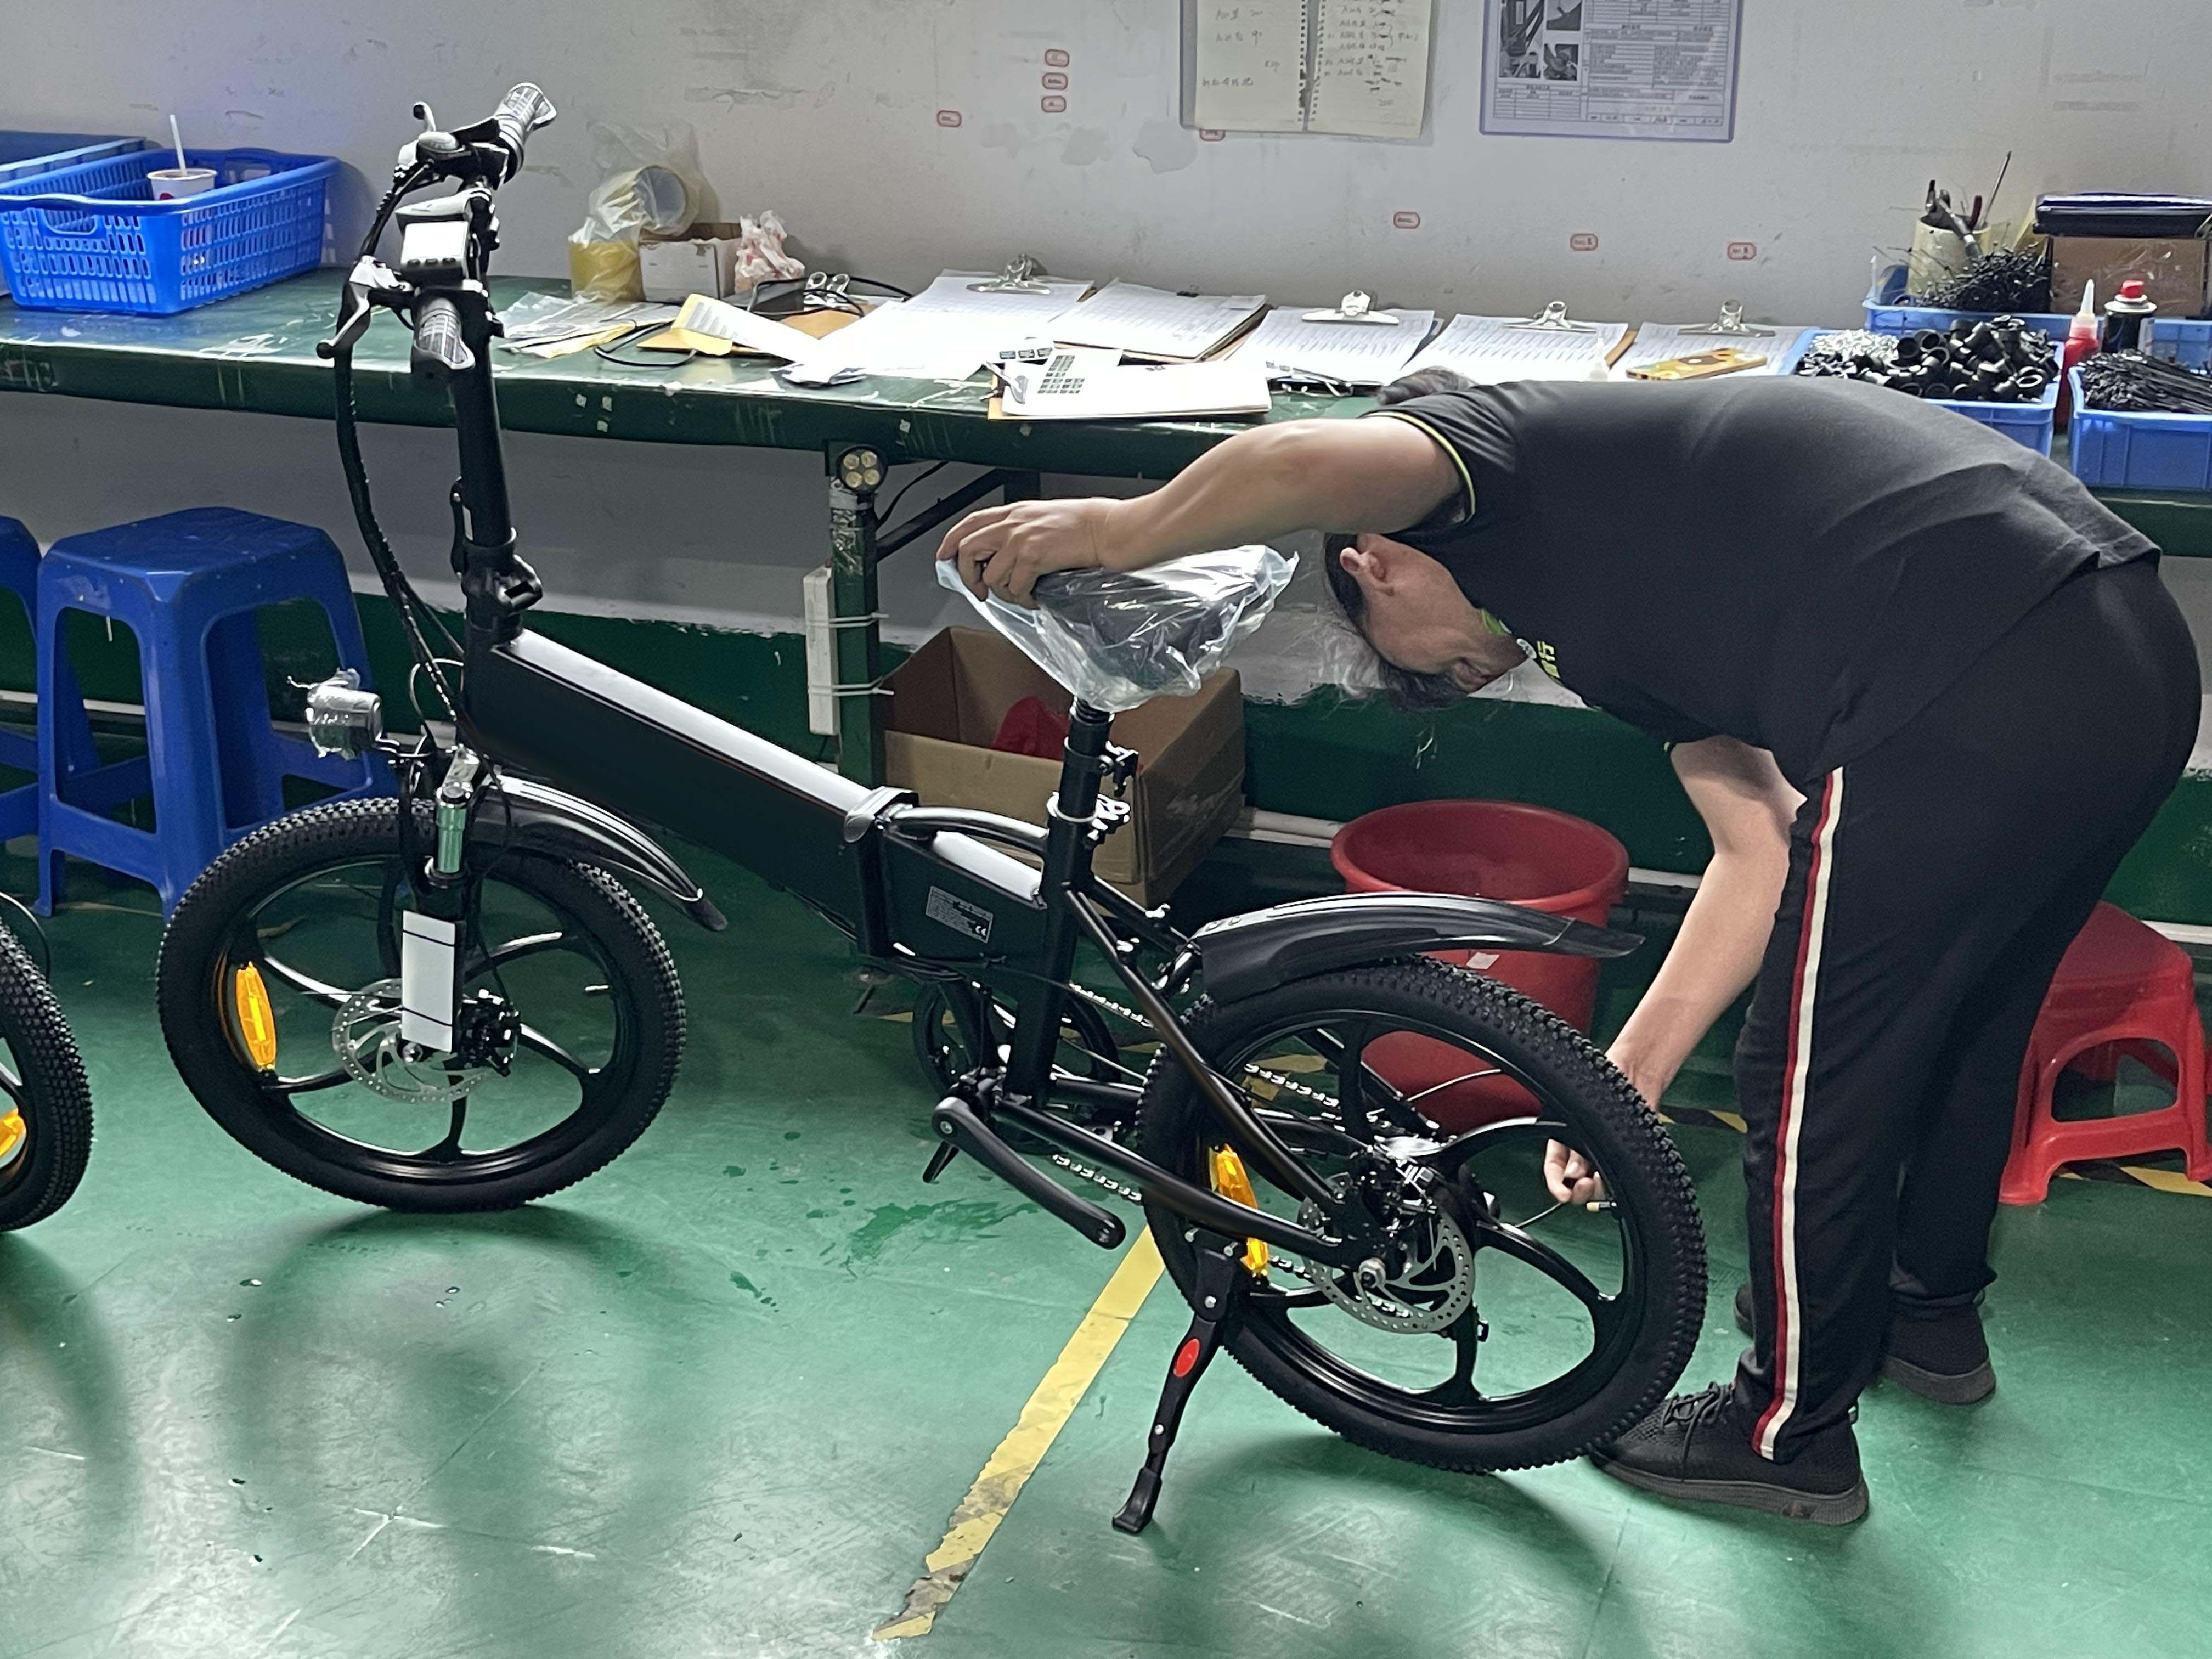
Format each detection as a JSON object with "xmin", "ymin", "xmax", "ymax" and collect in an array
[
  {"xmin": 1401, "ymin": 313, "xmax": 1628, "ymax": 383},
  {"xmin": 1237, "ymin": 305, "xmax": 1437, "ymax": 386},
  {"xmin": 1052, "ymin": 281, "xmax": 1268, "ymax": 360},
  {"xmin": 806, "ymin": 269, "xmax": 1095, "ymax": 381},
  {"xmin": 999, "ymin": 347, "xmax": 1271, "ymax": 421},
  {"xmin": 1615, "ymin": 323, "xmax": 1819, "ymax": 377},
  {"xmin": 499, "ymin": 294, "xmax": 678, "ymax": 358}
]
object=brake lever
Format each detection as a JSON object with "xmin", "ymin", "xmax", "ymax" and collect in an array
[{"xmin": 317, "ymin": 256, "xmax": 414, "ymax": 360}]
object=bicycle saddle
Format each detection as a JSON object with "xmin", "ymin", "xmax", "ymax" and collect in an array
[{"xmin": 939, "ymin": 545, "xmax": 1296, "ymax": 711}]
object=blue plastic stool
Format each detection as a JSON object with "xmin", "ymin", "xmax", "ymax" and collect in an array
[
  {"xmin": 37, "ymin": 507, "xmax": 389, "ymax": 915},
  {"xmin": 0, "ymin": 518, "xmax": 43, "ymax": 844}
]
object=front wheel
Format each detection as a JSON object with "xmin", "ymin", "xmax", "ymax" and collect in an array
[
  {"xmin": 1137, "ymin": 956, "xmax": 1705, "ymax": 1474},
  {"xmin": 157, "ymin": 798, "xmax": 685, "ymax": 1211}
]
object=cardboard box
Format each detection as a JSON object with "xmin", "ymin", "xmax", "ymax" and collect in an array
[
  {"xmin": 2050, "ymin": 234, "xmax": 2211, "ymax": 317},
  {"xmin": 636, "ymin": 223, "xmax": 746, "ymax": 302},
  {"xmin": 884, "ymin": 628, "xmax": 1245, "ymax": 909}
]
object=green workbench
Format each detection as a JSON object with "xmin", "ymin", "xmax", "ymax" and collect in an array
[
  {"xmin": 0, "ymin": 273, "xmax": 1365, "ymax": 786},
  {"xmin": 4, "ymin": 273, "xmax": 2209, "ymax": 790}
]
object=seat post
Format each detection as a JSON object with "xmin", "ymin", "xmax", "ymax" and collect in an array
[{"xmin": 1004, "ymin": 701, "xmax": 1117, "ymax": 1094}]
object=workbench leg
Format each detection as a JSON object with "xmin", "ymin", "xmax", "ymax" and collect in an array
[
  {"xmin": 1000, "ymin": 469, "xmax": 1043, "ymax": 505},
  {"xmin": 827, "ymin": 443, "xmax": 888, "ymax": 787}
]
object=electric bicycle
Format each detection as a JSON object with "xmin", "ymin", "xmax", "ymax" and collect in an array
[{"xmin": 154, "ymin": 86, "xmax": 1706, "ymax": 1530}]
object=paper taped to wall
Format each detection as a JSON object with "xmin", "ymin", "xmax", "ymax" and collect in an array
[
  {"xmin": 1188, "ymin": 0, "xmax": 1435, "ymax": 140},
  {"xmin": 1481, "ymin": 0, "xmax": 1743, "ymax": 144}
]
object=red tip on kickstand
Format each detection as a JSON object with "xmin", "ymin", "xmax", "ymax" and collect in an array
[{"xmin": 1171, "ymin": 1338, "xmax": 1201, "ymax": 1378}]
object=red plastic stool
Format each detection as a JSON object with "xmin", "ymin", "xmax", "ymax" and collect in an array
[{"xmin": 2000, "ymin": 901, "xmax": 2212, "ymax": 1205}]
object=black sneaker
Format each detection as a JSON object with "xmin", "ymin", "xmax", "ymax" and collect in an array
[
  {"xmin": 1589, "ymin": 1383, "xmax": 1869, "ymax": 1525},
  {"xmin": 1731, "ymin": 1283, "xmax": 1996, "ymax": 1406}
]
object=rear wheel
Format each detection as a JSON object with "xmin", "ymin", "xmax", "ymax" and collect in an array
[
  {"xmin": 1137, "ymin": 956, "xmax": 1705, "ymax": 1472},
  {"xmin": 0, "ymin": 927, "xmax": 93, "ymax": 1231},
  {"xmin": 157, "ymin": 798, "xmax": 684, "ymax": 1211}
]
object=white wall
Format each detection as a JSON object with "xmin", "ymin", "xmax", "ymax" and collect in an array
[{"xmin": 3, "ymin": 0, "xmax": 2209, "ymax": 676}]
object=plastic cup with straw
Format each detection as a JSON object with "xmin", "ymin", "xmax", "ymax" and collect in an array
[{"xmin": 148, "ymin": 114, "xmax": 216, "ymax": 200}]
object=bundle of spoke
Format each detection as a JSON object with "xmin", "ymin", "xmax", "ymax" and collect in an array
[
  {"xmin": 1796, "ymin": 318, "xmax": 2053, "ymax": 404},
  {"xmin": 1904, "ymin": 246, "xmax": 2053, "ymax": 314},
  {"xmin": 2076, "ymin": 349, "xmax": 2212, "ymax": 415}
]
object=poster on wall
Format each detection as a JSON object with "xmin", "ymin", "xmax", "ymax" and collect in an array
[{"xmin": 1480, "ymin": 0, "xmax": 1742, "ymax": 143}]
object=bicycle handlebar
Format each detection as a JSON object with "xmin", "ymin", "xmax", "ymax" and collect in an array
[
  {"xmin": 410, "ymin": 295, "xmax": 475, "ymax": 380},
  {"xmin": 483, "ymin": 83, "xmax": 556, "ymax": 185}
]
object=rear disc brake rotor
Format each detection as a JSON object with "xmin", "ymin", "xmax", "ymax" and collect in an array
[
  {"xmin": 1297, "ymin": 1195, "xmax": 1475, "ymax": 1334},
  {"xmin": 333, "ymin": 978, "xmax": 489, "ymax": 1104}
]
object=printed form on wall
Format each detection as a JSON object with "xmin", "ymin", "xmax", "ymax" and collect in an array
[
  {"xmin": 1480, "ymin": 0, "xmax": 1742, "ymax": 143},
  {"xmin": 1186, "ymin": 1, "xmax": 1434, "ymax": 140}
]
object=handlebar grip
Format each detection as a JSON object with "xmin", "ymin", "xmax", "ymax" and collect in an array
[
  {"xmin": 489, "ymin": 84, "xmax": 556, "ymax": 179},
  {"xmin": 410, "ymin": 296, "xmax": 475, "ymax": 381}
]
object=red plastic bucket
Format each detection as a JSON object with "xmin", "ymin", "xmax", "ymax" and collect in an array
[{"xmin": 1329, "ymin": 800, "xmax": 1629, "ymax": 1131}]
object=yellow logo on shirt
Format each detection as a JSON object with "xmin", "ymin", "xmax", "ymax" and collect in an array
[{"xmin": 1483, "ymin": 609, "xmax": 1560, "ymax": 681}]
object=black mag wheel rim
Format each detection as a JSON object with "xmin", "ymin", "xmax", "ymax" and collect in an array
[
  {"xmin": 205, "ymin": 854, "xmax": 644, "ymax": 1189},
  {"xmin": 1195, "ymin": 1007, "xmax": 1652, "ymax": 1437}
]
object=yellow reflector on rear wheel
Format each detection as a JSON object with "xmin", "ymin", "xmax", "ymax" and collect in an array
[
  {"xmin": 1207, "ymin": 1147, "xmax": 1270, "ymax": 1277},
  {"xmin": 0, "ymin": 1107, "xmax": 24, "ymax": 1166},
  {"xmin": 232, "ymin": 963, "xmax": 279, "ymax": 1071}
]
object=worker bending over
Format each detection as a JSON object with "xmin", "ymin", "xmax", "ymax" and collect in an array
[{"xmin": 936, "ymin": 367, "xmax": 2196, "ymax": 1524}]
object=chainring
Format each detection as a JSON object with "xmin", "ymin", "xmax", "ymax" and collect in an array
[{"xmin": 332, "ymin": 977, "xmax": 490, "ymax": 1104}]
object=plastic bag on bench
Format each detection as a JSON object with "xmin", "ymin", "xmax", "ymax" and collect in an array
[{"xmin": 938, "ymin": 545, "xmax": 1296, "ymax": 712}]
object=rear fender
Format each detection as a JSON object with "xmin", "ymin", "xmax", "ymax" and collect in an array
[{"xmin": 1194, "ymin": 890, "xmax": 1638, "ymax": 1003}]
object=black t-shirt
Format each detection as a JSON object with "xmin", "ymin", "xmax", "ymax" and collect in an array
[{"xmin": 1372, "ymin": 377, "xmax": 2157, "ymax": 785}]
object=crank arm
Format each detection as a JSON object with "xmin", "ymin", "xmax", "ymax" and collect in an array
[
  {"xmin": 930, "ymin": 1096, "xmax": 1125, "ymax": 1250},
  {"xmin": 992, "ymin": 1099, "xmax": 1374, "ymax": 1271}
]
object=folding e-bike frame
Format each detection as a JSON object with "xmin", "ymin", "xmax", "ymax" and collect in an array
[{"xmin": 318, "ymin": 88, "xmax": 1639, "ymax": 1528}]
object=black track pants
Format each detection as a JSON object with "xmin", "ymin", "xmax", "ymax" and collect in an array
[{"xmin": 1730, "ymin": 557, "xmax": 2198, "ymax": 1460}]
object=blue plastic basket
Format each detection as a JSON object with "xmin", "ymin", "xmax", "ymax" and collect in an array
[
  {"xmin": 0, "ymin": 147, "xmax": 337, "ymax": 315},
  {"xmin": 2144, "ymin": 317, "xmax": 2212, "ymax": 371},
  {"xmin": 1785, "ymin": 331, "xmax": 2060, "ymax": 455},
  {"xmin": 0, "ymin": 132, "xmax": 148, "ymax": 187},
  {"xmin": 1863, "ymin": 264, "xmax": 2072, "ymax": 342},
  {"xmin": 2066, "ymin": 366, "xmax": 2212, "ymax": 492}
]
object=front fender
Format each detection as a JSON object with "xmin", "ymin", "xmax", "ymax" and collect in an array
[
  {"xmin": 476, "ymin": 775, "xmax": 727, "ymax": 931},
  {"xmin": 1194, "ymin": 890, "xmax": 1638, "ymax": 1003}
]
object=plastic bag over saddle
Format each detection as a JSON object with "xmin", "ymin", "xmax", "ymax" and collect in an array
[{"xmin": 936, "ymin": 545, "xmax": 1296, "ymax": 714}]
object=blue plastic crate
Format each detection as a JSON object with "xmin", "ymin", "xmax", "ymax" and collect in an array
[
  {"xmin": 0, "ymin": 132, "xmax": 148, "ymax": 187},
  {"xmin": 1786, "ymin": 331, "xmax": 2060, "ymax": 455},
  {"xmin": 2066, "ymin": 366, "xmax": 2212, "ymax": 492},
  {"xmin": 0, "ymin": 147, "xmax": 337, "ymax": 315},
  {"xmin": 1863, "ymin": 263, "xmax": 2072, "ymax": 342},
  {"xmin": 2144, "ymin": 317, "xmax": 2212, "ymax": 371}
]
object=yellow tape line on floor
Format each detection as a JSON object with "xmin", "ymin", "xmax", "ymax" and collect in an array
[{"xmin": 873, "ymin": 1228, "xmax": 1166, "ymax": 1641}]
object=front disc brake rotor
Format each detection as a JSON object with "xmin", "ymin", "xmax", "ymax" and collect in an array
[
  {"xmin": 1297, "ymin": 1194, "xmax": 1476, "ymax": 1334},
  {"xmin": 333, "ymin": 978, "xmax": 490, "ymax": 1104}
]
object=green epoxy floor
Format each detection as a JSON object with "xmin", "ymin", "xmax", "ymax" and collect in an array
[{"xmin": 3, "ymin": 847, "xmax": 2209, "ymax": 1659}]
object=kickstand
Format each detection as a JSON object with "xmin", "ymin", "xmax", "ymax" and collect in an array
[{"xmin": 1112, "ymin": 1233, "xmax": 1249, "ymax": 1535}]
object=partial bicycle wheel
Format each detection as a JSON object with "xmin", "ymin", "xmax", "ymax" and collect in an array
[
  {"xmin": 0, "ymin": 924, "xmax": 93, "ymax": 1231},
  {"xmin": 157, "ymin": 797, "xmax": 684, "ymax": 1211},
  {"xmin": 1138, "ymin": 955, "xmax": 1705, "ymax": 1473}
]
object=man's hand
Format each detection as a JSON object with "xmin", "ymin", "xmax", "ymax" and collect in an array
[
  {"xmin": 936, "ymin": 498, "xmax": 1121, "ymax": 606},
  {"xmin": 1543, "ymin": 1141, "xmax": 1607, "ymax": 1208}
]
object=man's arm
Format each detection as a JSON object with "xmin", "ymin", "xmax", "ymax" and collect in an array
[
  {"xmin": 936, "ymin": 417, "xmax": 1459, "ymax": 602},
  {"xmin": 1546, "ymin": 736, "xmax": 1802, "ymax": 1204}
]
